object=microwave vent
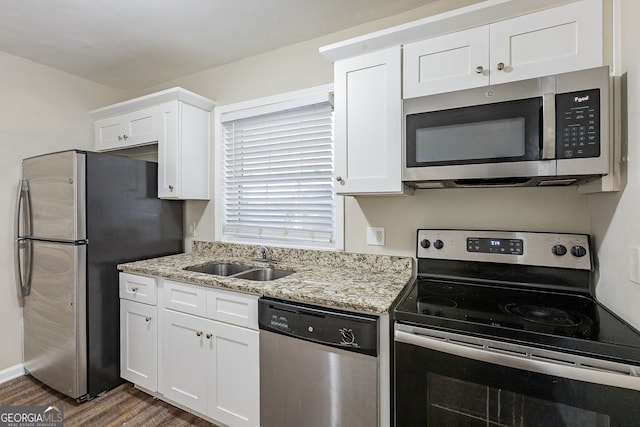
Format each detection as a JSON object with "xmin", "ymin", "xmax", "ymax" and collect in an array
[
  {"xmin": 537, "ymin": 178, "xmax": 578, "ymax": 186},
  {"xmin": 413, "ymin": 182, "xmax": 446, "ymax": 189}
]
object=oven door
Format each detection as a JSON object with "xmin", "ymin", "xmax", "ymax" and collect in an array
[{"xmin": 395, "ymin": 324, "xmax": 640, "ymax": 426}]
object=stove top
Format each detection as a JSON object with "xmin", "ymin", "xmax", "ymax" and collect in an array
[{"xmin": 394, "ymin": 230, "xmax": 640, "ymax": 365}]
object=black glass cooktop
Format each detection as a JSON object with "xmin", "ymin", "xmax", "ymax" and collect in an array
[{"xmin": 394, "ymin": 277, "xmax": 640, "ymax": 365}]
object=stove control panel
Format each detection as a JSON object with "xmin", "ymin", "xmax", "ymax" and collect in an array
[{"xmin": 417, "ymin": 229, "xmax": 591, "ymax": 270}]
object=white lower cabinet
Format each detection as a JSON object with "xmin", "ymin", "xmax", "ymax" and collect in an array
[
  {"xmin": 120, "ymin": 273, "xmax": 260, "ymax": 427},
  {"xmin": 160, "ymin": 306, "xmax": 260, "ymax": 427},
  {"xmin": 160, "ymin": 309, "xmax": 209, "ymax": 414},
  {"xmin": 120, "ymin": 299, "xmax": 158, "ymax": 392},
  {"xmin": 207, "ymin": 320, "xmax": 259, "ymax": 427}
]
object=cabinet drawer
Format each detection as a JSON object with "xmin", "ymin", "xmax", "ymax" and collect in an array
[
  {"xmin": 119, "ymin": 273, "xmax": 157, "ymax": 305},
  {"xmin": 206, "ymin": 288, "xmax": 259, "ymax": 330},
  {"xmin": 162, "ymin": 280, "xmax": 207, "ymax": 317}
]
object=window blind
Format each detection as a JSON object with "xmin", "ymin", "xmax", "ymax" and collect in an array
[{"xmin": 221, "ymin": 101, "xmax": 335, "ymax": 244}]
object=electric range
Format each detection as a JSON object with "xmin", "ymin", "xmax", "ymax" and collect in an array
[{"xmin": 393, "ymin": 229, "xmax": 640, "ymax": 426}]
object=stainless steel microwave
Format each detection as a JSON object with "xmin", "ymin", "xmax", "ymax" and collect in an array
[{"xmin": 403, "ymin": 66, "xmax": 611, "ymax": 188}]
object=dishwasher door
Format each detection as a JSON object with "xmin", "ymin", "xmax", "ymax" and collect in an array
[
  {"xmin": 260, "ymin": 330, "xmax": 378, "ymax": 427},
  {"xmin": 259, "ymin": 298, "xmax": 379, "ymax": 427}
]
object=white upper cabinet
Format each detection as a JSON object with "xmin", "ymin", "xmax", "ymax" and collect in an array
[
  {"xmin": 403, "ymin": 0, "xmax": 603, "ymax": 98},
  {"xmin": 94, "ymin": 106, "xmax": 159, "ymax": 151},
  {"xmin": 403, "ymin": 26, "xmax": 490, "ymax": 97},
  {"xmin": 333, "ymin": 46, "xmax": 404, "ymax": 195},
  {"xmin": 158, "ymin": 101, "xmax": 210, "ymax": 199},
  {"xmin": 89, "ymin": 87, "xmax": 215, "ymax": 200}
]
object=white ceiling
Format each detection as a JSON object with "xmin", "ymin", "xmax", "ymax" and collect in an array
[{"xmin": 0, "ymin": 0, "xmax": 432, "ymax": 90}]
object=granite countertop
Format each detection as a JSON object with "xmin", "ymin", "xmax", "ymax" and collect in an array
[{"xmin": 118, "ymin": 241, "xmax": 414, "ymax": 314}]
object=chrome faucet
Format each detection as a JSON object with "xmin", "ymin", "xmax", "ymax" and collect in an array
[{"xmin": 254, "ymin": 245, "xmax": 278, "ymax": 263}]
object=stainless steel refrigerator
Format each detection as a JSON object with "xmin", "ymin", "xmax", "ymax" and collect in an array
[{"xmin": 15, "ymin": 150, "xmax": 184, "ymax": 401}]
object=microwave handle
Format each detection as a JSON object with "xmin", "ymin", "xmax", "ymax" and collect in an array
[{"xmin": 541, "ymin": 93, "xmax": 556, "ymax": 159}]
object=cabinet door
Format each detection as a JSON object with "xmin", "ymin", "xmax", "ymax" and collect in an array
[
  {"xmin": 95, "ymin": 116, "xmax": 125, "ymax": 151},
  {"xmin": 403, "ymin": 26, "xmax": 490, "ymax": 98},
  {"xmin": 207, "ymin": 321, "xmax": 259, "ymax": 427},
  {"xmin": 159, "ymin": 309, "xmax": 208, "ymax": 414},
  {"xmin": 120, "ymin": 299, "xmax": 157, "ymax": 391},
  {"xmin": 334, "ymin": 46, "xmax": 404, "ymax": 195},
  {"xmin": 158, "ymin": 101, "xmax": 210, "ymax": 200},
  {"xmin": 94, "ymin": 106, "xmax": 158, "ymax": 151},
  {"xmin": 122, "ymin": 106, "xmax": 158, "ymax": 147},
  {"xmin": 489, "ymin": 0, "xmax": 602, "ymax": 85}
]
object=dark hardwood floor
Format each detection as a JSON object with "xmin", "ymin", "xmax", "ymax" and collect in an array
[{"xmin": 0, "ymin": 375, "xmax": 218, "ymax": 426}]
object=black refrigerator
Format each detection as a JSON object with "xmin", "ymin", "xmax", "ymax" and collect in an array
[{"xmin": 15, "ymin": 150, "xmax": 184, "ymax": 400}]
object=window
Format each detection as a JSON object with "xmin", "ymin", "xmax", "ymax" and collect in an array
[{"xmin": 215, "ymin": 85, "xmax": 342, "ymax": 250}]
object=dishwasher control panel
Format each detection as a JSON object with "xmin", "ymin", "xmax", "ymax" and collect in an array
[{"xmin": 258, "ymin": 298, "xmax": 378, "ymax": 356}]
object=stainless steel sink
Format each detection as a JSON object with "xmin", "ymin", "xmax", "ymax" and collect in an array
[
  {"xmin": 185, "ymin": 262, "xmax": 252, "ymax": 276},
  {"xmin": 184, "ymin": 263, "xmax": 293, "ymax": 281},
  {"xmin": 233, "ymin": 268, "xmax": 294, "ymax": 281}
]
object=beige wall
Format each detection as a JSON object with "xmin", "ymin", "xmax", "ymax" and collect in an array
[{"xmin": 0, "ymin": 51, "xmax": 124, "ymax": 371}]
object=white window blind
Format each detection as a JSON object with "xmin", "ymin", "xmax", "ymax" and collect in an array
[{"xmin": 221, "ymin": 101, "xmax": 335, "ymax": 245}]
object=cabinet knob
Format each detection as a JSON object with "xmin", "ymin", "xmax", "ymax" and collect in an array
[
  {"xmin": 196, "ymin": 331, "xmax": 203, "ymax": 337},
  {"xmin": 145, "ymin": 317, "xmax": 151, "ymax": 322},
  {"xmin": 131, "ymin": 287, "xmax": 138, "ymax": 293},
  {"xmin": 336, "ymin": 176, "xmax": 344, "ymax": 184},
  {"xmin": 117, "ymin": 135, "xmax": 123, "ymax": 141},
  {"xmin": 168, "ymin": 185, "xmax": 174, "ymax": 192},
  {"xmin": 123, "ymin": 134, "xmax": 128, "ymax": 140},
  {"xmin": 475, "ymin": 66, "xmax": 484, "ymax": 74},
  {"xmin": 206, "ymin": 333, "xmax": 212, "ymax": 339},
  {"xmin": 497, "ymin": 62, "xmax": 505, "ymax": 71}
]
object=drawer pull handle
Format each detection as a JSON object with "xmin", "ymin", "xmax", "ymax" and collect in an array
[
  {"xmin": 196, "ymin": 331, "xmax": 203, "ymax": 337},
  {"xmin": 497, "ymin": 62, "xmax": 505, "ymax": 71},
  {"xmin": 145, "ymin": 317, "xmax": 151, "ymax": 322},
  {"xmin": 475, "ymin": 65, "xmax": 484, "ymax": 74},
  {"xmin": 206, "ymin": 333, "xmax": 212, "ymax": 339}
]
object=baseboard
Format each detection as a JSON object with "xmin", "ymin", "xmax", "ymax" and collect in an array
[{"xmin": 0, "ymin": 363, "xmax": 25, "ymax": 385}]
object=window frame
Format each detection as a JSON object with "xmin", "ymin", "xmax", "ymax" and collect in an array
[{"xmin": 214, "ymin": 84, "xmax": 343, "ymax": 250}]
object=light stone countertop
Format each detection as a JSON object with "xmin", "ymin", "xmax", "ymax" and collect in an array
[{"xmin": 118, "ymin": 241, "xmax": 414, "ymax": 314}]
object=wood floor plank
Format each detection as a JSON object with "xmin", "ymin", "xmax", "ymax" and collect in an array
[{"xmin": 0, "ymin": 375, "xmax": 217, "ymax": 426}]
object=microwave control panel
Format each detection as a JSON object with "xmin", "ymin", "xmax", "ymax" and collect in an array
[{"xmin": 556, "ymin": 89, "xmax": 600, "ymax": 159}]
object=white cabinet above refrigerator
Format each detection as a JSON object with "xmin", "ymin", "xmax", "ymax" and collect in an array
[{"xmin": 89, "ymin": 87, "xmax": 215, "ymax": 200}]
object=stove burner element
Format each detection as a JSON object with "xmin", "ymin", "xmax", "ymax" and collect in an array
[
  {"xmin": 419, "ymin": 281, "xmax": 466, "ymax": 297},
  {"xmin": 505, "ymin": 304, "xmax": 583, "ymax": 327},
  {"xmin": 417, "ymin": 296, "xmax": 457, "ymax": 315}
]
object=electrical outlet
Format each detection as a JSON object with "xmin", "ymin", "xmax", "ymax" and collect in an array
[
  {"xmin": 630, "ymin": 246, "xmax": 640, "ymax": 284},
  {"xmin": 367, "ymin": 226, "xmax": 385, "ymax": 246},
  {"xmin": 189, "ymin": 222, "xmax": 197, "ymax": 237}
]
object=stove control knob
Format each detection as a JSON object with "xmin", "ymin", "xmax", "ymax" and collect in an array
[
  {"xmin": 434, "ymin": 239, "xmax": 444, "ymax": 250},
  {"xmin": 552, "ymin": 244, "xmax": 567, "ymax": 256},
  {"xmin": 420, "ymin": 239, "xmax": 431, "ymax": 249},
  {"xmin": 571, "ymin": 245, "xmax": 587, "ymax": 257}
]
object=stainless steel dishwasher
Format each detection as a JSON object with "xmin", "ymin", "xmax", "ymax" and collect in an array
[{"xmin": 259, "ymin": 297, "xmax": 379, "ymax": 427}]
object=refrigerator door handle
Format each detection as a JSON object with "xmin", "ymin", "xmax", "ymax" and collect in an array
[{"xmin": 15, "ymin": 179, "xmax": 32, "ymax": 297}]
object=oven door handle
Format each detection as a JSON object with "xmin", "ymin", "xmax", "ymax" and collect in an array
[{"xmin": 395, "ymin": 327, "xmax": 640, "ymax": 392}]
